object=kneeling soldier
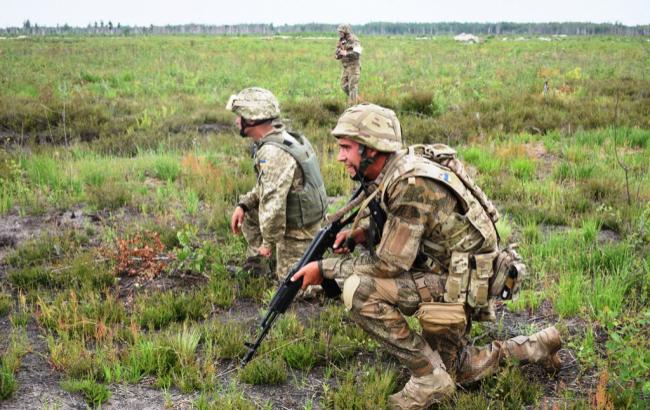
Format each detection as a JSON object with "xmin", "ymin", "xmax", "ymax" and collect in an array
[{"xmin": 292, "ymin": 103, "xmax": 561, "ymax": 409}]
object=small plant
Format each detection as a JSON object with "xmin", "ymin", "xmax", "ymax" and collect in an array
[
  {"xmin": 322, "ymin": 364, "xmax": 397, "ymax": 409},
  {"xmin": 510, "ymin": 157, "xmax": 536, "ymax": 181},
  {"xmin": 507, "ymin": 289, "xmax": 543, "ymax": 313},
  {"xmin": 401, "ymin": 90, "xmax": 436, "ymax": 116},
  {"xmin": 135, "ymin": 291, "xmax": 209, "ymax": 330},
  {"xmin": 238, "ymin": 355, "xmax": 287, "ymax": 385},
  {"xmin": 194, "ymin": 383, "xmax": 257, "ymax": 410},
  {"xmin": 0, "ymin": 291, "xmax": 13, "ymax": 317},
  {"xmin": 0, "ymin": 362, "xmax": 17, "ymax": 401},
  {"xmin": 175, "ymin": 226, "xmax": 217, "ymax": 274},
  {"xmin": 204, "ymin": 321, "xmax": 247, "ymax": 360},
  {"xmin": 281, "ymin": 338, "xmax": 319, "ymax": 371},
  {"xmin": 47, "ymin": 336, "xmax": 99, "ymax": 379},
  {"xmin": 86, "ymin": 180, "xmax": 132, "ymax": 210},
  {"xmin": 61, "ymin": 378, "xmax": 111, "ymax": 408},
  {"xmin": 208, "ymin": 275, "xmax": 236, "ymax": 308},
  {"xmin": 481, "ymin": 362, "xmax": 543, "ymax": 409},
  {"xmin": 153, "ymin": 156, "xmax": 181, "ymax": 181},
  {"xmin": 115, "ymin": 231, "xmax": 169, "ymax": 280},
  {"xmin": 169, "ymin": 323, "xmax": 201, "ymax": 366}
]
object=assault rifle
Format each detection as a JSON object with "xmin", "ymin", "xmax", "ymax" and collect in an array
[{"xmin": 242, "ymin": 184, "xmax": 383, "ymax": 364}]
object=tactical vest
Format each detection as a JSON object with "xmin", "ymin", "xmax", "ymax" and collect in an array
[
  {"xmin": 380, "ymin": 144, "xmax": 498, "ymax": 252},
  {"xmin": 256, "ymin": 131, "xmax": 328, "ymax": 228},
  {"xmin": 378, "ymin": 144, "xmax": 501, "ymax": 308}
]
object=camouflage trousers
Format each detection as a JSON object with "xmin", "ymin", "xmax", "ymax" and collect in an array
[
  {"xmin": 242, "ymin": 207, "xmax": 318, "ymax": 280},
  {"xmin": 340, "ymin": 63, "xmax": 360, "ymax": 104},
  {"xmin": 342, "ymin": 271, "xmax": 553, "ymax": 382}
]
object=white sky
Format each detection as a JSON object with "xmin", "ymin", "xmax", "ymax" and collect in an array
[{"xmin": 2, "ymin": 0, "xmax": 649, "ymax": 28}]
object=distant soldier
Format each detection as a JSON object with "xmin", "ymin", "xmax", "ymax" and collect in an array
[
  {"xmin": 335, "ymin": 24, "xmax": 362, "ymax": 105},
  {"xmin": 227, "ymin": 87, "xmax": 328, "ymax": 285},
  {"xmin": 292, "ymin": 103, "xmax": 562, "ymax": 410}
]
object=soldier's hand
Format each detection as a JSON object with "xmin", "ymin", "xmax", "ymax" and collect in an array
[
  {"xmin": 231, "ymin": 206, "xmax": 245, "ymax": 234},
  {"xmin": 291, "ymin": 261, "xmax": 323, "ymax": 290},
  {"xmin": 258, "ymin": 246, "xmax": 272, "ymax": 258},
  {"xmin": 333, "ymin": 228, "xmax": 366, "ymax": 254},
  {"xmin": 333, "ymin": 230, "xmax": 352, "ymax": 254}
]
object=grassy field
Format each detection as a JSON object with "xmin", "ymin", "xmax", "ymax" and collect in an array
[{"xmin": 0, "ymin": 35, "xmax": 649, "ymax": 409}]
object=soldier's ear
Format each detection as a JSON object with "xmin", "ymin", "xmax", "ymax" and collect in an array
[{"xmin": 366, "ymin": 148, "xmax": 380, "ymax": 158}]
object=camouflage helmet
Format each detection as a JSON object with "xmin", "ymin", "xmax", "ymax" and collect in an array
[
  {"xmin": 337, "ymin": 24, "xmax": 352, "ymax": 35},
  {"xmin": 225, "ymin": 87, "xmax": 280, "ymax": 121},
  {"xmin": 331, "ymin": 103, "xmax": 403, "ymax": 152}
]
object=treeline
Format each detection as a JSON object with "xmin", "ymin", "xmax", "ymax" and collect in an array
[{"xmin": 3, "ymin": 20, "xmax": 650, "ymax": 36}]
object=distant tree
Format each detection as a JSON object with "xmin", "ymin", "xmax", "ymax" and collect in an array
[{"xmin": 108, "ymin": 21, "xmax": 113, "ymax": 30}]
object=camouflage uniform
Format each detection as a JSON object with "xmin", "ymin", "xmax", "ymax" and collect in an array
[
  {"xmin": 322, "ymin": 104, "xmax": 561, "ymax": 409},
  {"xmin": 227, "ymin": 88, "xmax": 326, "ymax": 280},
  {"xmin": 237, "ymin": 122, "xmax": 324, "ymax": 280},
  {"xmin": 336, "ymin": 24, "xmax": 362, "ymax": 105}
]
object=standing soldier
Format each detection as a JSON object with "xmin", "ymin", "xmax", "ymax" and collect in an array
[
  {"xmin": 227, "ymin": 87, "xmax": 328, "ymax": 287},
  {"xmin": 292, "ymin": 103, "xmax": 562, "ymax": 409},
  {"xmin": 335, "ymin": 24, "xmax": 362, "ymax": 105}
]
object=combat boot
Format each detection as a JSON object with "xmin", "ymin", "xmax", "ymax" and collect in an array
[
  {"xmin": 388, "ymin": 367, "xmax": 455, "ymax": 410},
  {"xmin": 456, "ymin": 325, "xmax": 562, "ymax": 384},
  {"xmin": 503, "ymin": 326, "xmax": 562, "ymax": 371}
]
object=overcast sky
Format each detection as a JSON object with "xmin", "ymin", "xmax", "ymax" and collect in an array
[{"xmin": 2, "ymin": 0, "xmax": 649, "ymax": 28}]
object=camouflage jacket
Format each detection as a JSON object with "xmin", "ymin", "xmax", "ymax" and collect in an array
[
  {"xmin": 337, "ymin": 34, "xmax": 361, "ymax": 67},
  {"xmin": 238, "ymin": 123, "xmax": 316, "ymax": 248},
  {"xmin": 321, "ymin": 153, "xmax": 497, "ymax": 280}
]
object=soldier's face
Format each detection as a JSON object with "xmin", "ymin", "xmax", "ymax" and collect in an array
[
  {"xmin": 235, "ymin": 116, "xmax": 248, "ymax": 137},
  {"xmin": 336, "ymin": 137, "xmax": 361, "ymax": 177}
]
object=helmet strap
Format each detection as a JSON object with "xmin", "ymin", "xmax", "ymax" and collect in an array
[
  {"xmin": 352, "ymin": 145, "xmax": 376, "ymax": 182},
  {"xmin": 239, "ymin": 117, "xmax": 275, "ymax": 138}
]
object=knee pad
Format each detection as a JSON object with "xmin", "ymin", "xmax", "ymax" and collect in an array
[{"xmin": 342, "ymin": 274, "xmax": 361, "ymax": 311}]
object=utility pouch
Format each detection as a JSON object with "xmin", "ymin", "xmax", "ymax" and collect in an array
[
  {"xmin": 467, "ymin": 252, "xmax": 497, "ymax": 308},
  {"xmin": 416, "ymin": 302, "xmax": 467, "ymax": 335},
  {"xmin": 444, "ymin": 252, "xmax": 470, "ymax": 303},
  {"xmin": 491, "ymin": 243, "xmax": 527, "ymax": 300}
]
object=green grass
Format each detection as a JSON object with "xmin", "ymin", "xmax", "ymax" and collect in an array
[
  {"xmin": 322, "ymin": 364, "xmax": 397, "ymax": 409},
  {"xmin": 238, "ymin": 356, "xmax": 287, "ymax": 385},
  {"xmin": 135, "ymin": 291, "xmax": 209, "ymax": 330},
  {"xmin": 60, "ymin": 378, "xmax": 111, "ymax": 408}
]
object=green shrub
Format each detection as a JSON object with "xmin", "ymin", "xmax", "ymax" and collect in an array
[{"xmin": 401, "ymin": 91, "xmax": 436, "ymax": 116}]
